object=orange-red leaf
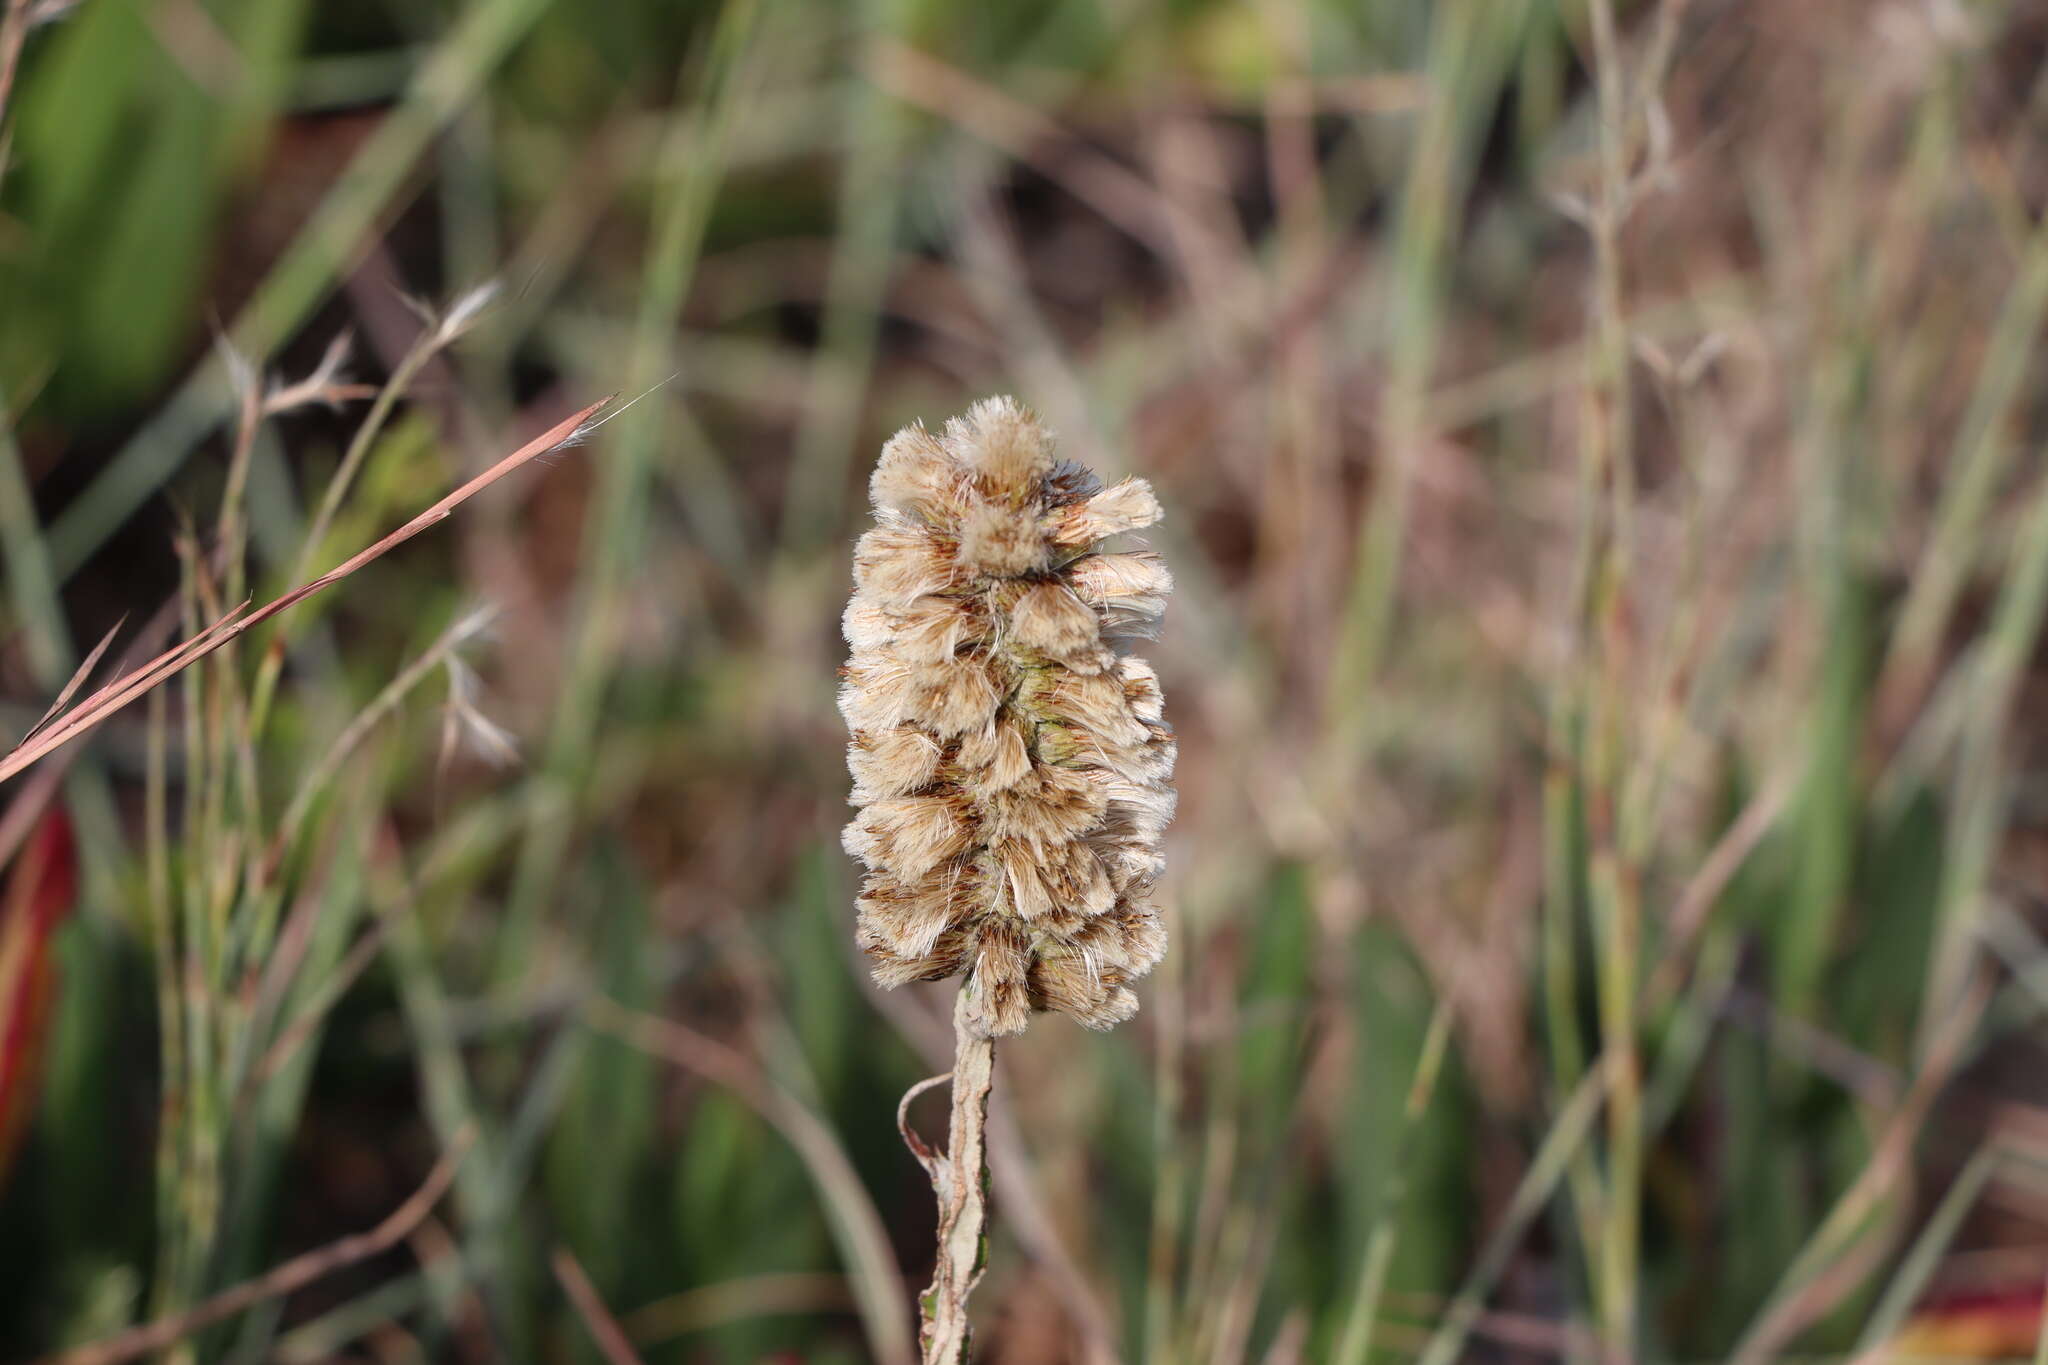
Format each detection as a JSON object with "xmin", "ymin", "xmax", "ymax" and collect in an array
[
  {"xmin": 1890, "ymin": 1285, "xmax": 2046, "ymax": 1360},
  {"xmin": 0, "ymin": 808, "xmax": 78, "ymax": 1186}
]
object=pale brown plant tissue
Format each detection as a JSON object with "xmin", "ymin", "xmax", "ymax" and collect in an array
[{"xmin": 840, "ymin": 397, "xmax": 1175, "ymax": 1037}]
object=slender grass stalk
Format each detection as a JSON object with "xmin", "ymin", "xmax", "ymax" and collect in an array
[
  {"xmin": 905, "ymin": 987, "xmax": 996, "ymax": 1364},
  {"xmin": 377, "ymin": 856, "xmax": 511, "ymax": 1336},
  {"xmin": 1918, "ymin": 457, "xmax": 2048, "ymax": 1052},
  {"xmin": 0, "ymin": 385, "xmax": 125, "ymax": 895},
  {"xmin": 1727, "ymin": 983, "xmax": 1989, "ymax": 1365},
  {"xmin": 551, "ymin": 1247, "xmax": 649, "ymax": 1365},
  {"xmin": 496, "ymin": 0, "xmax": 762, "ymax": 990},
  {"xmin": 1575, "ymin": 0, "xmax": 1646, "ymax": 1347},
  {"xmin": 777, "ymin": 0, "xmax": 910, "ymax": 553},
  {"xmin": 0, "ymin": 396, "xmax": 70, "ymax": 684},
  {"xmin": 1145, "ymin": 897, "xmax": 1189, "ymax": 1365},
  {"xmin": 1850, "ymin": 1146, "xmax": 2000, "ymax": 1359},
  {"xmin": 267, "ymin": 610, "xmax": 497, "ymax": 874},
  {"xmin": 1331, "ymin": 996, "xmax": 1454, "ymax": 1365},
  {"xmin": 1329, "ymin": 0, "xmax": 1515, "ymax": 715},
  {"xmin": 1878, "ymin": 222, "xmax": 2048, "ymax": 730},
  {"xmin": 1413, "ymin": 1061, "xmax": 1612, "ymax": 1365}
]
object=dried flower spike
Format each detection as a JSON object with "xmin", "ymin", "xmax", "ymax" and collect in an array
[{"xmin": 841, "ymin": 397, "xmax": 1174, "ymax": 1037}]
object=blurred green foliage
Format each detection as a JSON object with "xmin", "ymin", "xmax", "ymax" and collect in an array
[{"xmin": 4, "ymin": 0, "xmax": 2048, "ymax": 1362}]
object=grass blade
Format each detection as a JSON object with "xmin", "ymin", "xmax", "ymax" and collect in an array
[{"xmin": 0, "ymin": 399, "xmax": 606, "ymax": 788}]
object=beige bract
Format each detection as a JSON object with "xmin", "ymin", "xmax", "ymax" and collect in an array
[{"xmin": 840, "ymin": 397, "xmax": 1175, "ymax": 1037}]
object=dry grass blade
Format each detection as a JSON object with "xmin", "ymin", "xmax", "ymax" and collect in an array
[
  {"xmin": 0, "ymin": 597, "xmax": 180, "ymax": 868},
  {"xmin": 30, "ymin": 1127, "xmax": 476, "ymax": 1365},
  {"xmin": 551, "ymin": 1246, "xmax": 649, "ymax": 1365},
  {"xmin": 0, "ymin": 399, "xmax": 609, "ymax": 789},
  {"xmin": 16, "ymin": 615, "xmax": 125, "ymax": 746}
]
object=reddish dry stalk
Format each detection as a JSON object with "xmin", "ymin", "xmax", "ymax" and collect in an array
[
  {"xmin": 552, "ymin": 1246, "xmax": 650, "ymax": 1365},
  {"xmin": 900, "ymin": 988, "xmax": 996, "ymax": 1365},
  {"xmin": 0, "ymin": 398, "xmax": 609, "ymax": 789}
]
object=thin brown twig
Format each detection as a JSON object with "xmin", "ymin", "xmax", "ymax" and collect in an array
[
  {"xmin": 551, "ymin": 1247, "xmax": 649, "ymax": 1365},
  {"xmin": 30, "ymin": 1127, "xmax": 475, "ymax": 1365}
]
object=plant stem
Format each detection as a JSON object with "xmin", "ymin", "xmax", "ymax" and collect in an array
[
  {"xmin": 1331, "ymin": 997, "xmax": 1454, "ymax": 1365},
  {"xmin": 917, "ymin": 987, "xmax": 996, "ymax": 1364}
]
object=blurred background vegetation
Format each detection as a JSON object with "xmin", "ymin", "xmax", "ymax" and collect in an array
[{"xmin": 7, "ymin": 0, "xmax": 2048, "ymax": 1361}]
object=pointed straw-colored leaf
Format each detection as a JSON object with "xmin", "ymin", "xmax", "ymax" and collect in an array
[
  {"xmin": 0, "ymin": 399, "xmax": 609, "ymax": 789},
  {"xmin": 16, "ymin": 614, "xmax": 126, "ymax": 747}
]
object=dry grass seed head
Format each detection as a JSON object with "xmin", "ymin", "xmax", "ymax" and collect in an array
[{"xmin": 841, "ymin": 396, "xmax": 1173, "ymax": 1036}]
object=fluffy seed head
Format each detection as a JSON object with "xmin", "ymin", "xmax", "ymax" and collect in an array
[
  {"xmin": 947, "ymin": 396, "xmax": 1057, "ymax": 500},
  {"xmin": 842, "ymin": 397, "xmax": 1173, "ymax": 1036},
  {"xmin": 871, "ymin": 421, "xmax": 962, "ymax": 525},
  {"xmin": 957, "ymin": 502, "xmax": 1047, "ymax": 577}
]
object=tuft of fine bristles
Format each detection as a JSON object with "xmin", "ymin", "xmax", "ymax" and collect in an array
[{"xmin": 841, "ymin": 397, "xmax": 1175, "ymax": 1037}]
